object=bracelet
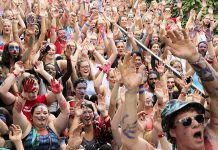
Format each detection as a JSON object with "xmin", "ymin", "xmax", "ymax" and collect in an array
[
  {"xmin": 85, "ymin": 22, "xmax": 90, "ymax": 27},
  {"xmin": 158, "ymin": 133, "xmax": 165, "ymax": 138}
]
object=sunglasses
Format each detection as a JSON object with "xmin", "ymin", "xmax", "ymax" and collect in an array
[{"xmin": 177, "ymin": 114, "xmax": 205, "ymax": 127}]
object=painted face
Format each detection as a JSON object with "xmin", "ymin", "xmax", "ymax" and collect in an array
[
  {"xmin": 167, "ymin": 77, "xmax": 175, "ymax": 93},
  {"xmin": 170, "ymin": 110, "xmax": 205, "ymax": 150},
  {"xmin": 32, "ymin": 105, "xmax": 49, "ymax": 128},
  {"xmin": 134, "ymin": 56, "xmax": 142, "ymax": 69},
  {"xmin": 198, "ymin": 43, "xmax": 208, "ymax": 57},
  {"xmin": 151, "ymin": 43, "xmax": 160, "ymax": 55},
  {"xmin": 8, "ymin": 42, "xmax": 20, "ymax": 58},
  {"xmin": 75, "ymin": 82, "xmax": 87, "ymax": 100},
  {"xmin": 147, "ymin": 73, "xmax": 158, "ymax": 89},
  {"xmin": 44, "ymin": 64, "xmax": 56, "ymax": 78},
  {"xmin": 25, "ymin": 79, "xmax": 39, "ymax": 100},
  {"xmin": 80, "ymin": 107, "xmax": 94, "ymax": 126},
  {"xmin": 79, "ymin": 61, "xmax": 90, "ymax": 78}
]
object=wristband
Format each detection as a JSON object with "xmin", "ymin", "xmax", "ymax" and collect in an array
[
  {"xmin": 158, "ymin": 133, "xmax": 165, "ymax": 138},
  {"xmin": 85, "ymin": 22, "xmax": 90, "ymax": 27},
  {"xmin": 180, "ymin": 91, "xmax": 187, "ymax": 97}
]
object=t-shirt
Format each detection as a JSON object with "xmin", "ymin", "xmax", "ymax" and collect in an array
[{"xmin": 22, "ymin": 95, "xmax": 47, "ymax": 122}]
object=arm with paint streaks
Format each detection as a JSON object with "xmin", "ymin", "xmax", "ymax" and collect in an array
[
  {"xmin": 119, "ymin": 53, "xmax": 155, "ymax": 149},
  {"xmin": 51, "ymin": 79, "xmax": 70, "ymax": 135}
]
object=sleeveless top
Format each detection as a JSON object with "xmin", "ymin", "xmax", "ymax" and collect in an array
[{"xmin": 23, "ymin": 126, "xmax": 60, "ymax": 150}]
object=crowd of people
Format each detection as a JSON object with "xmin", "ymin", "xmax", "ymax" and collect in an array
[{"xmin": 0, "ymin": 0, "xmax": 218, "ymax": 149}]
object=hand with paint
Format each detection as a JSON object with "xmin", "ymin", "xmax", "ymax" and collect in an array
[
  {"xmin": 23, "ymin": 78, "xmax": 37, "ymax": 93},
  {"xmin": 51, "ymin": 78, "xmax": 62, "ymax": 94}
]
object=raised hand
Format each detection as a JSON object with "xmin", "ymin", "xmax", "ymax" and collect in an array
[
  {"xmin": 68, "ymin": 123, "xmax": 85, "ymax": 149},
  {"xmin": 177, "ymin": 0, "xmax": 182, "ymax": 9},
  {"xmin": 118, "ymin": 52, "xmax": 145, "ymax": 89},
  {"xmin": 14, "ymin": 61, "xmax": 24, "ymax": 75},
  {"xmin": 208, "ymin": 7, "xmax": 213, "ymax": 15},
  {"xmin": 23, "ymin": 78, "xmax": 37, "ymax": 93},
  {"xmin": 95, "ymin": 94, "xmax": 106, "ymax": 114},
  {"xmin": 161, "ymin": 29, "xmax": 199, "ymax": 63},
  {"xmin": 51, "ymin": 78, "xmax": 61, "ymax": 94},
  {"xmin": 9, "ymin": 124, "xmax": 22, "ymax": 143},
  {"xmin": 155, "ymin": 61, "xmax": 165, "ymax": 76},
  {"xmin": 34, "ymin": 61, "xmax": 44, "ymax": 73},
  {"xmin": 202, "ymin": 0, "xmax": 207, "ymax": 8},
  {"xmin": 65, "ymin": 45, "xmax": 73, "ymax": 59}
]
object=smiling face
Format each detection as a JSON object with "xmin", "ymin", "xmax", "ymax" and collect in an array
[
  {"xmin": 32, "ymin": 105, "xmax": 49, "ymax": 128},
  {"xmin": 151, "ymin": 43, "xmax": 160, "ymax": 55},
  {"xmin": 167, "ymin": 77, "xmax": 175, "ymax": 93},
  {"xmin": 79, "ymin": 61, "xmax": 91, "ymax": 78},
  {"xmin": 44, "ymin": 64, "xmax": 56, "ymax": 78},
  {"xmin": 170, "ymin": 110, "xmax": 205, "ymax": 150},
  {"xmin": 8, "ymin": 42, "xmax": 20, "ymax": 58},
  {"xmin": 80, "ymin": 107, "xmax": 94, "ymax": 126}
]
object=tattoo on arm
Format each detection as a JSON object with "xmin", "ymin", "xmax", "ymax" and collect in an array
[
  {"xmin": 191, "ymin": 56, "xmax": 218, "ymax": 82},
  {"xmin": 121, "ymin": 114, "xmax": 137, "ymax": 139}
]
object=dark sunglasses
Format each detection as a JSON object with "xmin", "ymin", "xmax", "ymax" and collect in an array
[{"xmin": 177, "ymin": 114, "xmax": 205, "ymax": 127}]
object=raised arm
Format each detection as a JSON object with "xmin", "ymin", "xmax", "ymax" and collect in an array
[
  {"xmin": 51, "ymin": 79, "xmax": 70, "ymax": 135},
  {"xmin": 119, "ymin": 53, "xmax": 154, "ymax": 149},
  {"xmin": 0, "ymin": 62, "xmax": 24, "ymax": 105}
]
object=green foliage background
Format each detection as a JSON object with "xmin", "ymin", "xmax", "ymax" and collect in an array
[{"xmin": 169, "ymin": 0, "xmax": 218, "ymax": 34}]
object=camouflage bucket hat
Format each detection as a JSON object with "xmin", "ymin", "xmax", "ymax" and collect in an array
[{"xmin": 161, "ymin": 99, "xmax": 205, "ymax": 143}]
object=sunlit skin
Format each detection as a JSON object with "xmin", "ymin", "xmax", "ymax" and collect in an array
[
  {"xmin": 170, "ymin": 110, "xmax": 205, "ymax": 150},
  {"xmin": 79, "ymin": 61, "xmax": 91, "ymax": 79},
  {"xmin": 32, "ymin": 105, "xmax": 49, "ymax": 130},
  {"xmin": 45, "ymin": 44, "xmax": 56, "ymax": 60},
  {"xmin": 3, "ymin": 10, "xmax": 13, "ymax": 20},
  {"xmin": 203, "ymin": 15, "xmax": 210, "ymax": 26},
  {"xmin": 2, "ymin": 21, "xmax": 11, "ymax": 35}
]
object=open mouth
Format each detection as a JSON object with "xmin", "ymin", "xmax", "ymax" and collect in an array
[{"xmin": 193, "ymin": 131, "xmax": 203, "ymax": 141}]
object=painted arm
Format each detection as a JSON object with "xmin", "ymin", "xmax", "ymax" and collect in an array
[
  {"xmin": 119, "ymin": 53, "xmax": 154, "ymax": 149},
  {"xmin": 111, "ymin": 104, "xmax": 123, "ymax": 148}
]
